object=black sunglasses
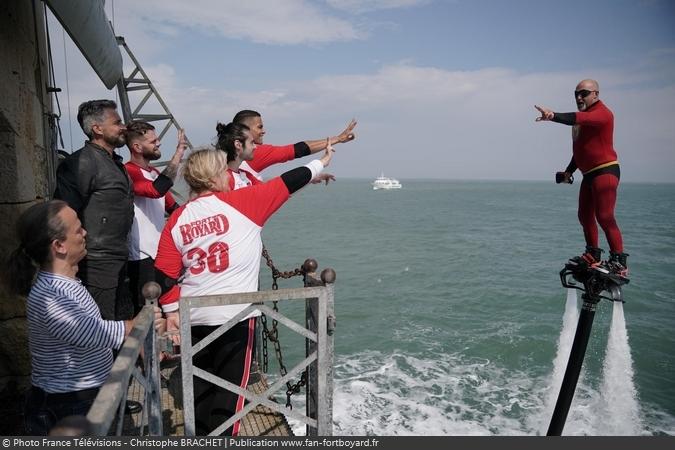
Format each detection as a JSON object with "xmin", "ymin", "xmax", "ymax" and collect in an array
[{"xmin": 574, "ymin": 89, "xmax": 597, "ymax": 98}]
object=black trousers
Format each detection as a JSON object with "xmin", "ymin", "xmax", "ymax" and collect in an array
[
  {"xmin": 24, "ymin": 385, "xmax": 99, "ymax": 435},
  {"xmin": 192, "ymin": 318, "xmax": 255, "ymax": 436},
  {"xmin": 127, "ymin": 257, "xmax": 157, "ymax": 315},
  {"xmin": 78, "ymin": 257, "xmax": 133, "ymax": 320}
]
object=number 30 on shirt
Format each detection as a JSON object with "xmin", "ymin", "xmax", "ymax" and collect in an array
[{"xmin": 187, "ymin": 241, "xmax": 230, "ymax": 274}]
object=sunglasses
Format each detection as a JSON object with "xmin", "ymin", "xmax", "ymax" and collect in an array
[{"xmin": 574, "ymin": 89, "xmax": 597, "ymax": 98}]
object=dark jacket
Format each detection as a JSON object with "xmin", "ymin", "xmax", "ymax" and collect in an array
[{"xmin": 54, "ymin": 142, "xmax": 134, "ymax": 260}]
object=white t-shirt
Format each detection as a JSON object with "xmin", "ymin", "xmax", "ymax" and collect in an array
[{"xmin": 126, "ymin": 163, "xmax": 177, "ymax": 260}]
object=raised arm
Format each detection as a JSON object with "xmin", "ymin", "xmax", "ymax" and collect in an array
[
  {"xmin": 128, "ymin": 129, "xmax": 188, "ymax": 199},
  {"xmin": 161, "ymin": 129, "xmax": 189, "ymax": 181}
]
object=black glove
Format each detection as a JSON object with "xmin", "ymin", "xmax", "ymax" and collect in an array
[{"xmin": 555, "ymin": 172, "xmax": 574, "ymax": 184}]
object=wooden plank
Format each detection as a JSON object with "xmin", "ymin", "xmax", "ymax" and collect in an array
[{"xmin": 239, "ymin": 373, "xmax": 295, "ymax": 437}]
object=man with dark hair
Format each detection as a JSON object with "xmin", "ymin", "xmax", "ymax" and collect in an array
[
  {"xmin": 54, "ymin": 100, "xmax": 144, "ymax": 415},
  {"xmin": 55, "ymin": 99, "xmax": 135, "ymax": 320},
  {"xmin": 125, "ymin": 121, "xmax": 187, "ymax": 313},
  {"xmin": 225, "ymin": 110, "xmax": 356, "ymax": 188},
  {"xmin": 535, "ymin": 79, "xmax": 628, "ymax": 277}
]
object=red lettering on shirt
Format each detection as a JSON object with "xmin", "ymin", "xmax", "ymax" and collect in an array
[{"xmin": 178, "ymin": 214, "xmax": 229, "ymax": 245}]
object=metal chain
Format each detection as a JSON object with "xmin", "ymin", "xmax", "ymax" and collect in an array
[
  {"xmin": 262, "ymin": 245, "xmax": 304, "ymax": 290},
  {"xmin": 259, "ymin": 244, "xmax": 307, "ymax": 409},
  {"xmin": 260, "ymin": 313, "xmax": 270, "ymax": 373}
]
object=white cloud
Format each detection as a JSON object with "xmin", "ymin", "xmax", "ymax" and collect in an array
[
  {"xmin": 326, "ymin": 0, "xmax": 431, "ymax": 14},
  {"xmin": 111, "ymin": 0, "xmax": 363, "ymax": 46}
]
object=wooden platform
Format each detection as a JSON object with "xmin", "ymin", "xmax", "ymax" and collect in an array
[{"xmin": 122, "ymin": 359, "xmax": 294, "ymax": 436}]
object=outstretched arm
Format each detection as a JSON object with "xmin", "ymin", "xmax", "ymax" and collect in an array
[
  {"xmin": 281, "ymin": 139, "xmax": 335, "ymax": 193},
  {"xmin": 247, "ymin": 120, "xmax": 355, "ymax": 174},
  {"xmin": 310, "ymin": 142, "xmax": 336, "ymax": 185},
  {"xmin": 534, "ymin": 105, "xmax": 554, "ymax": 122},
  {"xmin": 535, "ymin": 105, "xmax": 576, "ymax": 125},
  {"xmin": 303, "ymin": 119, "xmax": 357, "ymax": 154},
  {"xmin": 311, "ymin": 173, "xmax": 336, "ymax": 185},
  {"xmin": 227, "ymin": 140, "xmax": 336, "ymax": 228}
]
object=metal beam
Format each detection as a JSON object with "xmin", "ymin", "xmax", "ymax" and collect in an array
[{"xmin": 45, "ymin": 0, "xmax": 122, "ymax": 89}]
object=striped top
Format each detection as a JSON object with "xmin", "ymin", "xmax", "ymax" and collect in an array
[{"xmin": 26, "ymin": 271, "xmax": 126, "ymax": 393}]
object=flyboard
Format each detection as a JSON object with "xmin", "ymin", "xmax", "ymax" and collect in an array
[{"xmin": 547, "ymin": 255, "xmax": 629, "ymax": 435}]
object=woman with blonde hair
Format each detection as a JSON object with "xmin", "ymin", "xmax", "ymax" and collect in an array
[{"xmin": 154, "ymin": 123, "xmax": 334, "ymax": 435}]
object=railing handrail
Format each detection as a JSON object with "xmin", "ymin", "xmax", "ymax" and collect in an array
[
  {"xmin": 180, "ymin": 282, "xmax": 335, "ymax": 436},
  {"xmin": 79, "ymin": 271, "xmax": 336, "ymax": 437},
  {"xmin": 180, "ymin": 286, "xmax": 328, "ymax": 307},
  {"xmin": 86, "ymin": 304, "xmax": 161, "ymax": 436}
]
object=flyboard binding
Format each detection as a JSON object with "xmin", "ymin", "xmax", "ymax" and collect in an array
[{"xmin": 560, "ymin": 257, "xmax": 629, "ymax": 303}]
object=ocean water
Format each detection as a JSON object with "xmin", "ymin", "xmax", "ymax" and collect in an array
[{"xmin": 255, "ymin": 179, "xmax": 675, "ymax": 436}]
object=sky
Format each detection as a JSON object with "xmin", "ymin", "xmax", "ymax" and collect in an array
[{"xmin": 46, "ymin": 0, "xmax": 675, "ymax": 182}]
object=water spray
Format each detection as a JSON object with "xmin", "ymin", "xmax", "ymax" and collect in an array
[{"xmin": 546, "ymin": 258, "xmax": 629, "ymax": 436}]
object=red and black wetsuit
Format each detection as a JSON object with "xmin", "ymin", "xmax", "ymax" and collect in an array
[{"xmin": 553, "ymin": 100, "xmax": 624, "ymax": 253}]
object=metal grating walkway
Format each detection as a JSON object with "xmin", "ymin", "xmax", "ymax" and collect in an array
[{"xmin": 122, "ymin": 359, "xmax": 293, "ymax": 436}]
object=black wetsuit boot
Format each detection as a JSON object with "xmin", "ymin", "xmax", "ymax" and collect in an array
[
  {"xmin": 574, "ymin": 246, "xmax": 603, "ymax": 267},
  {"xmin": 607, "ymin": 252, "xmax": 629, "ymax": 277}
]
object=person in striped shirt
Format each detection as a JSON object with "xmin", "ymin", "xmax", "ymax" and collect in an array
[
  {"xmin": 4, "ymin": 200, "xmax": 162, "ymax": 435},
  {"xmin": 154, "ymin": 130, "xmax": 334, "ymax": 435}
]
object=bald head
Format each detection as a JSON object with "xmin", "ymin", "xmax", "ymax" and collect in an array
[
  {"xmin": 575, "ymin": 79, "xmax": 600, "ymax": 111},
  {"xmin": 577, "ymin": 79, "xmax": 599, "ymax": 91}
]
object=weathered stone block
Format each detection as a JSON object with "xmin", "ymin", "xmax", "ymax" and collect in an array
[
  {"xmin": 0, "ymin": 290, "xmax": 26, "ymax": 321},
  {"xmin": 0, "ymin": 317, "xmax": 30, "ymax": 377}
]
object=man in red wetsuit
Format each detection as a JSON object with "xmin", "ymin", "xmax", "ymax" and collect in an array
[{"xmin": 535, "ymin": 79, "xmax": 628, "ymax": 276}]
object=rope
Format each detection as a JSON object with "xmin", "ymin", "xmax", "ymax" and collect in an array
[
  {"xmin": 42, "ymin": 5, "xmax": 66, "ymax": 150},
  {"xmin": 110, "ymin": 0, "xmax": 118, "ymax": 105},
  {"xmin": 61, "ymin": 29, "xmax": 73, "ymax": 151}
]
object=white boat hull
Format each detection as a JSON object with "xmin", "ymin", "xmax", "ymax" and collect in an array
[{"xmin": 372, "ymin": 174, "xmax": 402, "ymax": 190}]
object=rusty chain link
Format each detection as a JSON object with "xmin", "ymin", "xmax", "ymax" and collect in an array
[
  {"xmin": 260, "ymin": 243, "xmax": 307, "ymax": 409},
  {"xmin": 262, "ymin": 245, "xmax": 305, "ymax": 290}
]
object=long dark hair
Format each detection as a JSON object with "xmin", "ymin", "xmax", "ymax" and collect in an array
[
  {"xmin": 4, "ymin": 200, "xmax": 69, "ymax": 296},
  {"xmin": 215, "ymin": 122, "xmax": 250, "ymax": 162}
]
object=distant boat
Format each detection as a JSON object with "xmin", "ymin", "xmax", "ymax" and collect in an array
[{"xmin": 372, "ymin": 173, "xmax": 402, "ymax": 190}]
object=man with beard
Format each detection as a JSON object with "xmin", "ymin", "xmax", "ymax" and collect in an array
[
  {"xmin": 55, "ymin": 100, "xmax": 136, "ymax": 321},
  {"xmin": 124, "ymin": 121, "xmax": 188, "ymax": 313},
  {"xmin": 535, "ymin": 79, "xmax": 628, "ymax": 277}
]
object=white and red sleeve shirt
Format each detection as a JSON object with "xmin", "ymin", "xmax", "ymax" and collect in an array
[
  {"xmin": 238, "ymin": 143, "xmax": 295, "ymax": 184},
  {"xmin": 227, "ymin": 168, "xmax": 262, "ymax": 191},
  {"xmin": 155, "ymin": 177, "xmax": 290, "ymax": 326},
  {"xmin": 125, "ymin": 162, "xmax": 178, "ymax": 261}
]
